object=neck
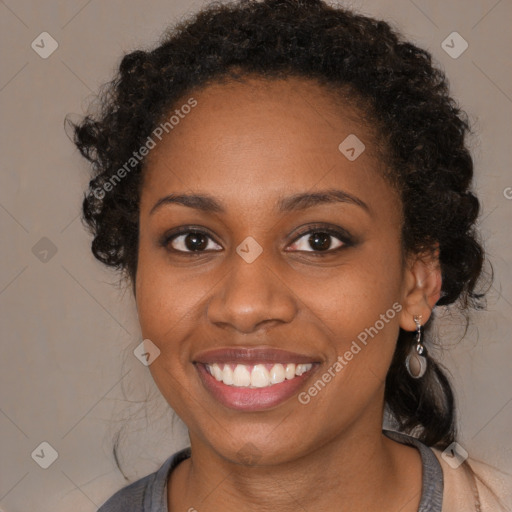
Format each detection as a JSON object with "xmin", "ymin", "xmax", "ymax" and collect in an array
[{"xmin": 168, "ymin": 421, "xmax": 423, "ymax": 512}]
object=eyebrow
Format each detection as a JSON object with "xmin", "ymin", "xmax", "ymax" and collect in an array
[{"xmin": 149, "ymin": 188, "xmax": 369, "ymax": 216}]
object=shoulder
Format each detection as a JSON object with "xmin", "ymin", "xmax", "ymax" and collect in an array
[
  {"xmin": 97, "ymin": 473, "xmax": 153, "ymax": 512},
  {"xmin": 431, "ymin": 448, "xmax": 512, "ymax": 512},
  {"xmin": 97, "ymin": 448, "xmax": 191, "ymax": 512}
]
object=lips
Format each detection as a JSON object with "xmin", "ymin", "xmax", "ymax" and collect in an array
[
  {"xmin": 194, "ymin": 347, "xmax": 319, "ymax": 365},
  {"xmin": 193, "ymin": 347, "xmax": 321, "ymax": 411}
]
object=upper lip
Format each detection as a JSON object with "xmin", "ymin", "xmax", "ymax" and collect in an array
[{"xmin": 193, "ymin": 347, "xmax": 320, "ymax": 365}]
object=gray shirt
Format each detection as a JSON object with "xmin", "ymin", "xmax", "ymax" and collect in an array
[{"xmin": 97, "ymin": 429, "xmax": 443, "ymax": 511}]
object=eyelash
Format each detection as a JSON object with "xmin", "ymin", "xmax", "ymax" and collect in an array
[{"xmin": 159, "ymin": 223, "xmax": 355, "ymax": 257}]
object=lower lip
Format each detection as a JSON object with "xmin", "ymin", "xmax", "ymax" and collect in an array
[{"xmin": 196, "ymin": 363, "xmax": 318, "ymax": 411}]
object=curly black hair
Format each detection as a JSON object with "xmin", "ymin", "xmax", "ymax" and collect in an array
[{"xmin": 70, "ymin": 0, "xmax": 488, "ymax": 451}]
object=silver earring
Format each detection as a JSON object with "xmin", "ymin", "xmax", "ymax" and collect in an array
[{"xmin": 405, "ymin": 315, "xmax": 427, "ymax": 379}]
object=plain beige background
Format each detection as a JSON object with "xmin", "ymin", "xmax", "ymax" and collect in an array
[{"xmin": 1, "ymin": 0, "xmax": 511, "ymax": 510}]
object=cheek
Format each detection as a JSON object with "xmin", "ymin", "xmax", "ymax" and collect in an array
[
  {"xmin": 135, "ymin": 243, "xmax": 219, "ymax": 369},
  {"xmin": 135, "ymin": 245, "xmax": 185, "ymax": 348},
  {"xmin": 298, "ymin": 243, "xmax": 403, "ymax": 333},
  {"xmin": 298, "ymin": 241, "xmax": 404, "ymax": 385},
  {"xmin": 134, "ymin": 250, "xmax": 201, "ymax": 416},
  {"xmin": 136, "ymin": 271, "xmax": 194, "ymax": 345}
]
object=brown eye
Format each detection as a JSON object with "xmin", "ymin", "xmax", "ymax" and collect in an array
[
  {"xmin": 288, "ymin": 230, "xmax": 346, "ymax": 253},
  {"xmin": 165, "ymin": 230, "xmax": 222, "ymax": 253}
]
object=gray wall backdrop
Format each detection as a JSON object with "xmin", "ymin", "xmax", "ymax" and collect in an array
[{"xmin": 1, "ymin": 0, "xmax": 511, "ymax": 510}]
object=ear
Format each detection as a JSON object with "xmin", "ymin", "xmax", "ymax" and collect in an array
[{"xmin": 399, "ymin": 245, "xmax": 442, "ymax": 332}]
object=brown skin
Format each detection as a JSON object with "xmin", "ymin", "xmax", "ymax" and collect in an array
[{"xmin": 135, "ymin": 77, "xmax": 442, "ymax": 512}]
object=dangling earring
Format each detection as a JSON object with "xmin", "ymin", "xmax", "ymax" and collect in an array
[{"xmin": 405, "ymin": 315, "xmax": 427, "ymax": 378}]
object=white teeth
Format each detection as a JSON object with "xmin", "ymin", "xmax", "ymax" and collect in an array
[
  {"xmin": 296, "ymin": 364, "xmax": 309, "ymax": 376},
  {"xmin": 285, "ymin": 363, "xmax": 296, "ymax": 380},
  {"xmin": 233, "ymin": 364, "xmax": 251, "ymax": 386},
  {"xmin": 223, "ymin": 365, "xmax": 234, "ymax": 385},
  {"xmin": 297, "ymin": 363, "xmax": 313, "ymax": 374},
  {"xmin": 269, "ymin": 363, "xmax": 285, "ymax": 384},
  {"xmin": 251, "ymin": 364, "xmax": 270, "ymax": 387},
  {"xmin": 212, "ymin": 364, "xmax": 223, "ymax": 381},
  {"xmin": 206, "ymin": 362, "xmax": 313, "ymax": 388}
]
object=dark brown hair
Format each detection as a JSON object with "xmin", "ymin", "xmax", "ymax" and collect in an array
[{"xmin": 70, "ymin": 0, "xmax": 489, "ymax": 454}]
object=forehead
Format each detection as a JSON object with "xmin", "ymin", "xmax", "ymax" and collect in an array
[{"xmin": 141, "ymin": 76, "xmax": 391, "ymax": 213}]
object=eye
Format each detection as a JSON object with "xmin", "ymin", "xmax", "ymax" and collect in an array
[
  {"xmin": 287, "ymin": 225, "xmax": 352, "ymax": 254},
  {"xmin": 162, "ymin": 229, "xmax": 222, "ymax": 253},
  {"xmin": 160, "ymin": 224, "xmax": 354, "ymax": 255}
]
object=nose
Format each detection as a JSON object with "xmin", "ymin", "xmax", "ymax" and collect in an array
[{"xmin": 206, "ymin": 249, "xmax": 298, "ymax": 334}]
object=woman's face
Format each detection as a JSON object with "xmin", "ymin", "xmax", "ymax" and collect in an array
[{"xmin": 135, "ymin": 76, "xmax": 424, "ymax": 465}]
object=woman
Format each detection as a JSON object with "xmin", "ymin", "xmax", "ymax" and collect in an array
[{"xmin": 71, "ymin": 0, "xmax": 511, "ymax": 510}]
